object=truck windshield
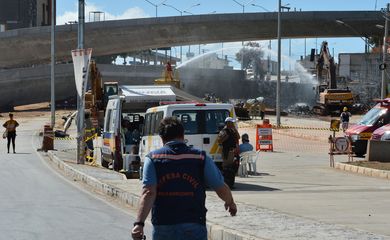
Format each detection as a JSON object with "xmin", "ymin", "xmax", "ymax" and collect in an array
[{"xmin": 359, "ymin": 108, "xmax": 387, "ymax": 126}]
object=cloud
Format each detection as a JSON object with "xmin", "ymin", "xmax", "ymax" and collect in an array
[{"xmin": 57, "ymin": 2, "xmax": 149, "ymax": 25}]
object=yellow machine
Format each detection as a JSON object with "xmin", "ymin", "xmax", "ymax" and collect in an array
[
  {"xmin": 313, "ymin": 41, "xmax": 354, "ymax": 115},
  {"xmin": 154, "ymin": 62, "xmax": 181, "ymax": 89},
  {"xmin": 85, "ymin": 61, "xmax": 119, "ymax": 130}
]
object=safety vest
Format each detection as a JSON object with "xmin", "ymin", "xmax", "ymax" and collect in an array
[{"xmin": 148, "ymin": 141, "xmax": 207, "ymax": 225}]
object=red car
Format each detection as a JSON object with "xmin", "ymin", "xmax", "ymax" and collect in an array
[
  {"xmin": 345, "ymin": 98, "xmax": 390, "ymax": 156},
  {"xmin": 371, "ymin": 123, "xmax": 390, "ymax": 141}
]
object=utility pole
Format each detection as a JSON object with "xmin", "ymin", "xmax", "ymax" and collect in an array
[
  {"xmin": 276, "ymin": 0, "xmax": 282, "ymax": 126},
  {"xmin": 50, "ymin": 0, "xmax": 56, "ymax": 128},
  {"xmin": 381, "ymin": 3, "xmax": 389, "ymax": 99},
  {"xmin": 77, "ymin": 0, "xmax": 85, "ymax": 164}
]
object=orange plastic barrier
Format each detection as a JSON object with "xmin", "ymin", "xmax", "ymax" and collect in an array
[{"xmin": 256, "ymin": 119, "xmax": 273, "ymax": 152}]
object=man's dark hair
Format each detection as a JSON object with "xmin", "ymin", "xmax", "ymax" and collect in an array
[{"xmin": 158, "ymin": 117, "xmax": 184, "ymax": 142}]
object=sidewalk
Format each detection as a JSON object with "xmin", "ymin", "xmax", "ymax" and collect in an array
[{"xmin": 45, "ymin": 149, "xmax": 389, "ymax": 240}]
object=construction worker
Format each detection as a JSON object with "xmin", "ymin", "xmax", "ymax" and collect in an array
[
  {"xmin": 218, "ymin": 117, "xmax": 240, "ymax": 189},
  {"xmin": 340, "ymin": 107, "xmax": 352, "ymax": 132},
  {"xmin": 260, "ymin": 102, "xmax": 266, "ymax": 120},
  {"xmin": 165, "ymin": 61, "xmax": 174, "ymax": 81}
]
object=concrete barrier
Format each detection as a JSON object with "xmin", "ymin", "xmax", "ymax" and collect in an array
[{"xmin": 365, "ymin": 140, "xmax": 390, "ymax": 162}]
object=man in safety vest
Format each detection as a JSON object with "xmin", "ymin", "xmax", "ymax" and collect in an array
[{"xmin": 131, "ymin": 117, "xmax": 237, "ymax": 240}]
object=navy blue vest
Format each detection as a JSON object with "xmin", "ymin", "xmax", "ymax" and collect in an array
[{"xmin": 147, "ymin": 141, "xmax": 207, "ymax": 225}]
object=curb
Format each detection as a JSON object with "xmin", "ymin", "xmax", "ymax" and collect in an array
[
  {"xmin": 46, "ymin": 151, "xmax": 141, "ymax": 206},
  {"xmin": 45, "ymin": 151, "xmax": 260, "ymax": 240},
  {"xmin": 335, "ymin": 162, "xmax": 390, "ymax": 180}
]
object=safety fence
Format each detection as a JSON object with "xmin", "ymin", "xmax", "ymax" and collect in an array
[
  {"xmin": 40, "ymin": 126, "xmax": 100, "ymax": 167},
  {"xmin": 239, "ymin": 119, "xmax": 343, "ymax": 154}
]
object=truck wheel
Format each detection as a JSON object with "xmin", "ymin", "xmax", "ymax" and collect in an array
[
  {"xmin": 113, "ymin": 153, "xmax": 123, "ymax": 171},
  {"xmin": 353, "ymin": 146, "xmax": 366, "ymax": 158},
  {"xmin": 101, "ymin": 156, "xmax": 109, "ymax": 168},
  {"xmin": 355, "ymin": 151, "xmax": 365, "ymax": 158}
]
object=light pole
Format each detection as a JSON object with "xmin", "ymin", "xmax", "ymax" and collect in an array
[
  {"xmin": 251, "ymin": 3, "xmax": 270, "ymax": 12},
  {"xmin": 276, "ymin": 0, "xmax": 282, "ymax": 126},
  {"xmin": 250, "ymin": 3, "xmax": 271, "ymax": 79},
  {"xmin": 335, "ymin": 20, "xmax": 374, "ymax": 53},
  {"xmin": 162, "ymin": 3, "xmax": 183, "ymax": 63},
  {"xmin": 182, "ymin": 3, "xmax": 200, "ymax": 59},
  {"xmin": 183, "ymin": 3, "xmax": 201, "ymax": 15},
  {"xmin": 50, "ymin": 0, "xmax": 56, "ymax": 128},
  {"xmin": 232, "ymin": 0, "xmax": 255, "ymax": 70},
  {"xmin": 77, "ymin": 0, "xmax": 85, "ymax": 164},
  {"xmin": 143, "ymin": 0, "xmax": 167, "ymax": 65},
  {"xmin": 381, "ymin": 3, "xmax": 390, "ymax": 99},
  {"xmin": 280, "ymin": 4, "xmax": 290, "ymax": 78}
]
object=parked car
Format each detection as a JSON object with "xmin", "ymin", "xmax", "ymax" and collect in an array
[
  {"xmin": 371, "ymin": 124, "xmax": 390, "ymax": 141},
  {"xmin": 345, "ymin": 98, "xmax": 390, "ymax": 156}
]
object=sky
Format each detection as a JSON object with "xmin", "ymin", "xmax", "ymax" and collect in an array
[{"xmin": 56, "ymin": 0, "xmax": 388, "ymax": 69}]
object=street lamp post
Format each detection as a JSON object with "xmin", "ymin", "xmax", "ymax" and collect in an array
[
  {"xmin": 182, "ymin": 3, "xmax": 201, "ymax": 60},
  {"xmin": 162, "ymin": 3, "xmax": 183, "ymax": 64},
  {"xmin": 276, "ymin": 0, "xmax": 282, "ymax": 126},
  {"xmin": 250, "ymin": 3, "xmax": 271, "ymax": 79},
  {"xmin": 182, "ymin": 3, "xmax": 201, "ymax": 15},
  {"xmin": 232, "ymin": 0, "xmax": 255, "ymax": 70},
  {"xmin": 251, "ymin": 3, "xmax": 270, "ymax": 12},
  {"xmin": 50, "ymin": 0, "xmax": 56, "ymax": 128},
  {"xmin": 335, "ymin": 20, "xmax": 373, "ymax": 53},
  {"xmin": 163, "ymin": 3, "xmax": 200, "ymax": 63},
  {"xmin": 382, "ymin": 3, "xmax": 390, "ymax": 99},
  {"xmin": 143, "ymin": 0, "xmax": 167, "ymax": 65},
  {"xmin": 77, "ymin": 0, "xmax": 85, "ymax": 164}
]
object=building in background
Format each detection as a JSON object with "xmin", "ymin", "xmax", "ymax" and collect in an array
[
  {"xmin": 186, "ymin": 53, "xmax": 231, "ymax": 69},
  {"xmin": 339, "ymin": 53, "xmax": 381, "ymax": 103},
  {"xmin": 0, "ymin": 0, "xmax": 51, "ymax": 31}
]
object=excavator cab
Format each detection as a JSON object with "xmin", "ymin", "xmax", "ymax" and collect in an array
[{"xmin": 103, "ymin": 82, "xmax": 119, "ymax": 108}]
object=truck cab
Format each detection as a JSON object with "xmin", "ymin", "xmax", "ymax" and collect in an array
[{"xmin": 345, "ymin": 98, "xmax": 390, "ymax": 156}]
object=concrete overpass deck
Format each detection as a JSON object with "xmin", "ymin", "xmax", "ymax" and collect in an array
[{"xmin": 0, "ymin": 11, "xmax": 383, "ymax": 68}]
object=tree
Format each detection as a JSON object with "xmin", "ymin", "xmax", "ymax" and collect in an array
[{"xmin": 235, "ymin": 42, "xmax": 265, "ymax": 80}]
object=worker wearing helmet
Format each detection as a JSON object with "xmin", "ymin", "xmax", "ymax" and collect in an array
[{"xmin": 340, "ymin": 107, "xmax": 352, "ymax": 132}]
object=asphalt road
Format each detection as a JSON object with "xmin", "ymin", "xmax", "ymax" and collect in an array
[{"xmin": 0, "ymin": 116, "xmax": 150, "ymax": 240}]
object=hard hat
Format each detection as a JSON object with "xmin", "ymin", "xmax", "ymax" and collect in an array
[
  {"xmin": 225, "ymin": 117, "xmax": 236, "ymax": 123},
  {"xmin": 343, "ymin": 107, "xmax": 348, "ymax": 112}
]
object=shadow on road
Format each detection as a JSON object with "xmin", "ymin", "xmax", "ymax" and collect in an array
[{"xmin": 233, "ymin": 182, "xmax": 280, "ymax": 192}]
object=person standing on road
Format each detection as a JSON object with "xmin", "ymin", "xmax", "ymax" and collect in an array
[
  {"xmin": 2, "ymin": 113, "xmax": 19, "ymax": 154},
  {"xmin": 218, "ymin": 117, "xmax": 240, "ymax": 188},
  {"xmin": 260, "ymin": 102, "xmax": 266, "ymax": 120},
  {"xmin": 340, "ymin": 107, "xmax": 352, "ymax": 132},
  {"xmin": 131, "ymin": 117, "xmax": 237, "ymax": 240}
]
